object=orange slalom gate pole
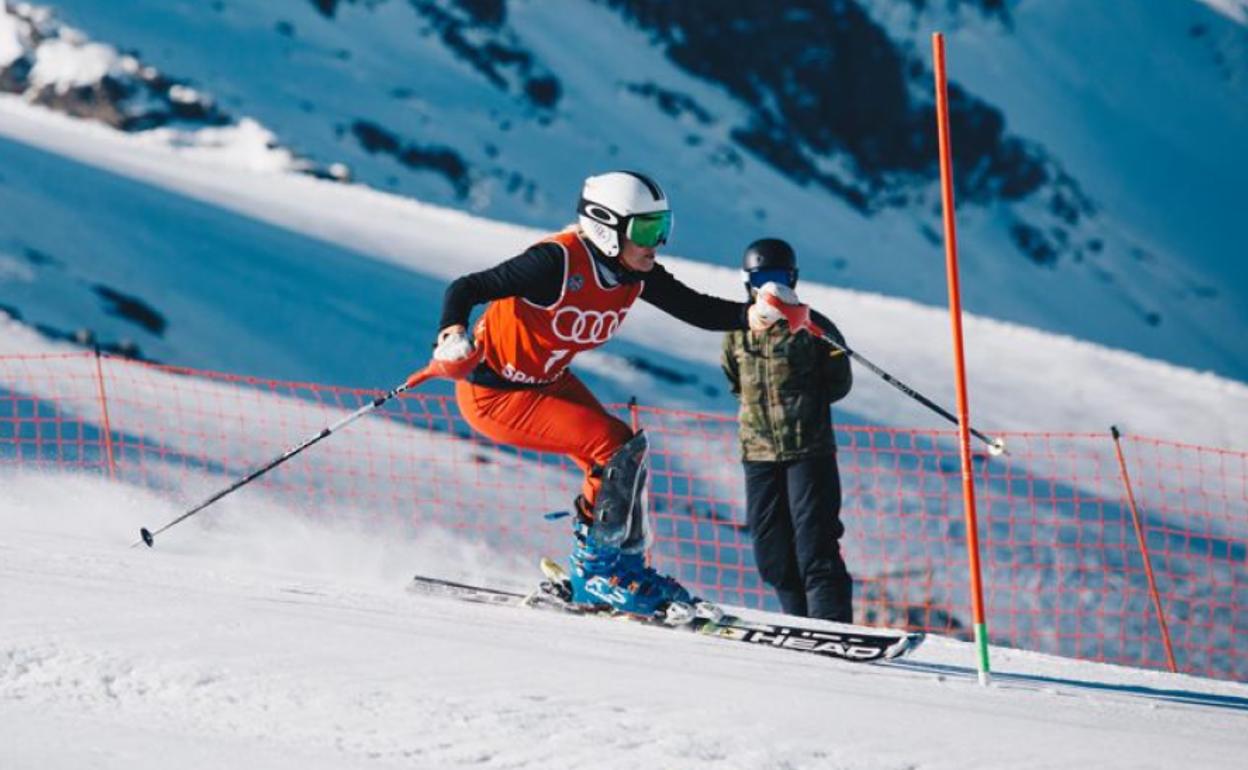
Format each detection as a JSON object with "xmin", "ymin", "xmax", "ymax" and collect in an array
[
  {"xmin": 933, "ymin": 31, "xmax": 991, "ymax": 685},
  {"xmin": 1110, "ymin": 426, "xmax": 1179, "ymax": 673}
]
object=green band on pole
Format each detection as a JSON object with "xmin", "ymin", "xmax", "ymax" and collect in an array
[{"xmin": 975, "ymin": 622, "xmax": 992, "ymax": 683}]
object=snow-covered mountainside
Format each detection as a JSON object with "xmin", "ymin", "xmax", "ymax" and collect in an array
[
  {"xmin": 3, "ymin": 98, "xmax": 1246, "ymax": 448},
  {"xmin": 1, "ymin": 0, "xmax": 1246, "ymax": 383}
]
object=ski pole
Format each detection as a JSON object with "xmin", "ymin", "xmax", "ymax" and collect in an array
[
  {"xmin": 824, "ymin": 335, "xmax": 1005, "ymax": 455},
  {"xmin": 133, "ymin": 356, "xmax": 474, "ymax": 548},
  {"xmin": 759, "ymin": 292, "xmax": 1006, "ymax": 456}
]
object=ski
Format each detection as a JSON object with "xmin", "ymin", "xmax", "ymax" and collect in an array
[{"xmin": 408, "ymin": 571, "xmax": 924, "ymax": 664}]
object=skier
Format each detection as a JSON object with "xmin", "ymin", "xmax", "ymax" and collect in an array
[
  {"xmin": 721, "ymin": 238, "xmax": 855, "ymax": 622},
  {"xmin": 425, "ymin": 171, "xmax": 809, "ymax": 622}
]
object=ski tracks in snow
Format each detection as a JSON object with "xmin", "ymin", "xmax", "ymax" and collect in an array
[{"xmin": 2, "ymin": 472, "xmax": 1247, "ymax": 769}]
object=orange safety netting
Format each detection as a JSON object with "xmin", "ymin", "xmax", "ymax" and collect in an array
[{"xmin": 2, "ymin": 351, "xmax": 1245, "ymax": 681}]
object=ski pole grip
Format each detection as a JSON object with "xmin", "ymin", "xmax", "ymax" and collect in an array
[{"xmin": 403, "ymin": 348, "xmax": 484, "ymax": 389}]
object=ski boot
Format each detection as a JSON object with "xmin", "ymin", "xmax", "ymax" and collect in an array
[{"xmin": 563, "ymin": 511, "xmax": 721, "ymax": 625}]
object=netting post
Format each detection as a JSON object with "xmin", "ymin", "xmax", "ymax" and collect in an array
[
  {"xmin": 1110, "ymin": 426, "xmax": 1179, "ymax": 673},
  {"xmin": 628, "ymin": 396, "xmax": 649, "ymax": 565},
  {"xmin": 933, "ymin": 31, "xmax": 991, "ymax": 686},
  {"xmin": 92, "ymin": 346, "xmax": 117, "ymax": 480}
]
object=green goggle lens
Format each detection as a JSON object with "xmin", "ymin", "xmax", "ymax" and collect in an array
[{"xmin": 625, "ymin": 211, "xmax": 672, "ymax": 248}]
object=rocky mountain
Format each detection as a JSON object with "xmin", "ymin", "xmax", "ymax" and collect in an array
[{"xmin": 2, "ymin": 0, "xmax": 1245, "ymax": 380}]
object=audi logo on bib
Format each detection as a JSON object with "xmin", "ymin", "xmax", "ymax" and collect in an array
[{"xmin": 551, "ymin": 306, "xmax": 626, "ymax": 345}]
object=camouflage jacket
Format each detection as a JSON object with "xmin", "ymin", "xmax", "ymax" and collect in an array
[{"xmin": 721, "ymin": 312, "xmax": 852, "ymax": 462}]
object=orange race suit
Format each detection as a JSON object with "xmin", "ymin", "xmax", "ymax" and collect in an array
[{"xmin": 439, "ymin": 229, "xmax": 749, "ymax": 505}]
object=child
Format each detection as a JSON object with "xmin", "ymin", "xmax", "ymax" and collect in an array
[{"xmin": 721, "ymin": 238, "xmax": 855, "ymax": 622}]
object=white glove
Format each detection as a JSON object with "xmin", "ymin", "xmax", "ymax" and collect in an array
[
  {"xmin": 748, "ymin": 282, "xmax": 801, "ymax": 331},
  {"xmin": 433, "ymin": 327, "xmax": 475, "ymax": 362}
]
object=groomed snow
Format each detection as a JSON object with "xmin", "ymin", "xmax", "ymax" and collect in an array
[{"xmin": 3, "ymin": 469, "xmax": 1247, "ymax": 769}]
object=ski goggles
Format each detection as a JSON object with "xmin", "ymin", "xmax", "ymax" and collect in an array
[
  {"xmin": 624, "ymin": 211, "xmax": 673, "ymax": 249},
  {"xmin": 743, "ymin": 267, "xmax": 798, "ymax": 289}
]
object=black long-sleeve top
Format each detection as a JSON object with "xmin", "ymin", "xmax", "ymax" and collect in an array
[{"xmin": 439, "ymin": 241, "xmax": 750, "ymax": 333}]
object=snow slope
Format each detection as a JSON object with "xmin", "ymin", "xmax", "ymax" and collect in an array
[
  {"xmin": 3, "ymin": 469, "xmax": 1247, "ymax": 770},
  {"xmin": 2, "ymin": 97, "xmax": 1246, "ymax": 449},
  {"xmin": 3, "ymin": 0, "xmax": 1247, "ymax": 381},
  {"xmin": 885, "ymin": 0, "xmax": 1248, "ymax": 323}
]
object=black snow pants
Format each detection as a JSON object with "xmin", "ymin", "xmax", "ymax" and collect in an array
[{"xmin": 744, "ymin": 454, "xmax": 853, "ymax": 622}]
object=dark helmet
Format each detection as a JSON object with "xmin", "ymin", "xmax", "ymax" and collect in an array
[{"xmin": 741, "ymin": 238, "xmax": 798, "ymax": 294}]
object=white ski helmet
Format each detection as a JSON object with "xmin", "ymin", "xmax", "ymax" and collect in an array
[{"xmin": 577, "ymin": 171, "xmax": 673, "ymax": 257}]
